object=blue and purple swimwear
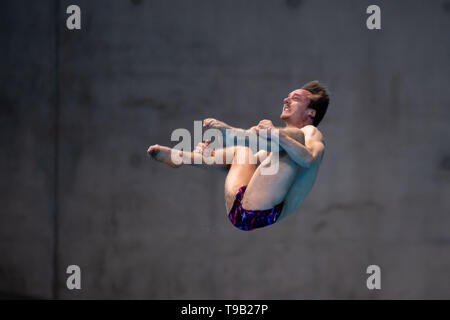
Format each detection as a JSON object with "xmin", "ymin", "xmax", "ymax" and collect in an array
[{"xmin": 228, "ymin": 186, "xmax": 284, "ymax": 231}]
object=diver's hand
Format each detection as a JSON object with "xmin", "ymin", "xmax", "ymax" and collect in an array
[{"xmin": 202, "ymin": 118, "xmax": 231, "ymax": 131}]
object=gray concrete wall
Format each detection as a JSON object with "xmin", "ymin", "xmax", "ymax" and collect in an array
[
  {"xmin": 1, "ymin": 0, "xmax": 449, "ymax": 299},
  {"xmin": 0, "ymin": 1, "xmax": 56, "ymax": 299}
]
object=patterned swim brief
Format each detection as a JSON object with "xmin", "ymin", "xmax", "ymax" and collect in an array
[{"xmin": 228, "ymin": 185, "xmax": 284, "ymax": 231}]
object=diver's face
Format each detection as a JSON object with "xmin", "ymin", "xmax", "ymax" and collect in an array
[{"xmin": 280, "ymin": 89, "xmax": 312, "ymax": 122}]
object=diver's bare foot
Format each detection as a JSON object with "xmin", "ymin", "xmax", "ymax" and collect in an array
[{"xmin": 147, "ymin": 144, "xmax": 181, "ymax": 168}]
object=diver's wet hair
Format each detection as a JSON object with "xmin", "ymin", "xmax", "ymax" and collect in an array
[{"xmin": 302, "ymin": 80, "xmax": 330, "ymax": 126}]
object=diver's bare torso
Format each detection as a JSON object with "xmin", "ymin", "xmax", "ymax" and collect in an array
[
  {"xmin": 278, "ymin": 155, "xmax": 323, "ymax": 220},
  {"xmin": 247, "ymin": 125, "xmax": 325, "ymax": 221}
]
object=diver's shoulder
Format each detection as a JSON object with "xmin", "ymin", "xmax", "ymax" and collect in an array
[{"xmin": 301, "ymin": 125, "xmax": 324, "ymax": 140}]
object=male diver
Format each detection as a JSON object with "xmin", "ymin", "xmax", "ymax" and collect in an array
[{"xmin": 147, "ymin": 81, "xmax": 329, "ymax": 231}]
